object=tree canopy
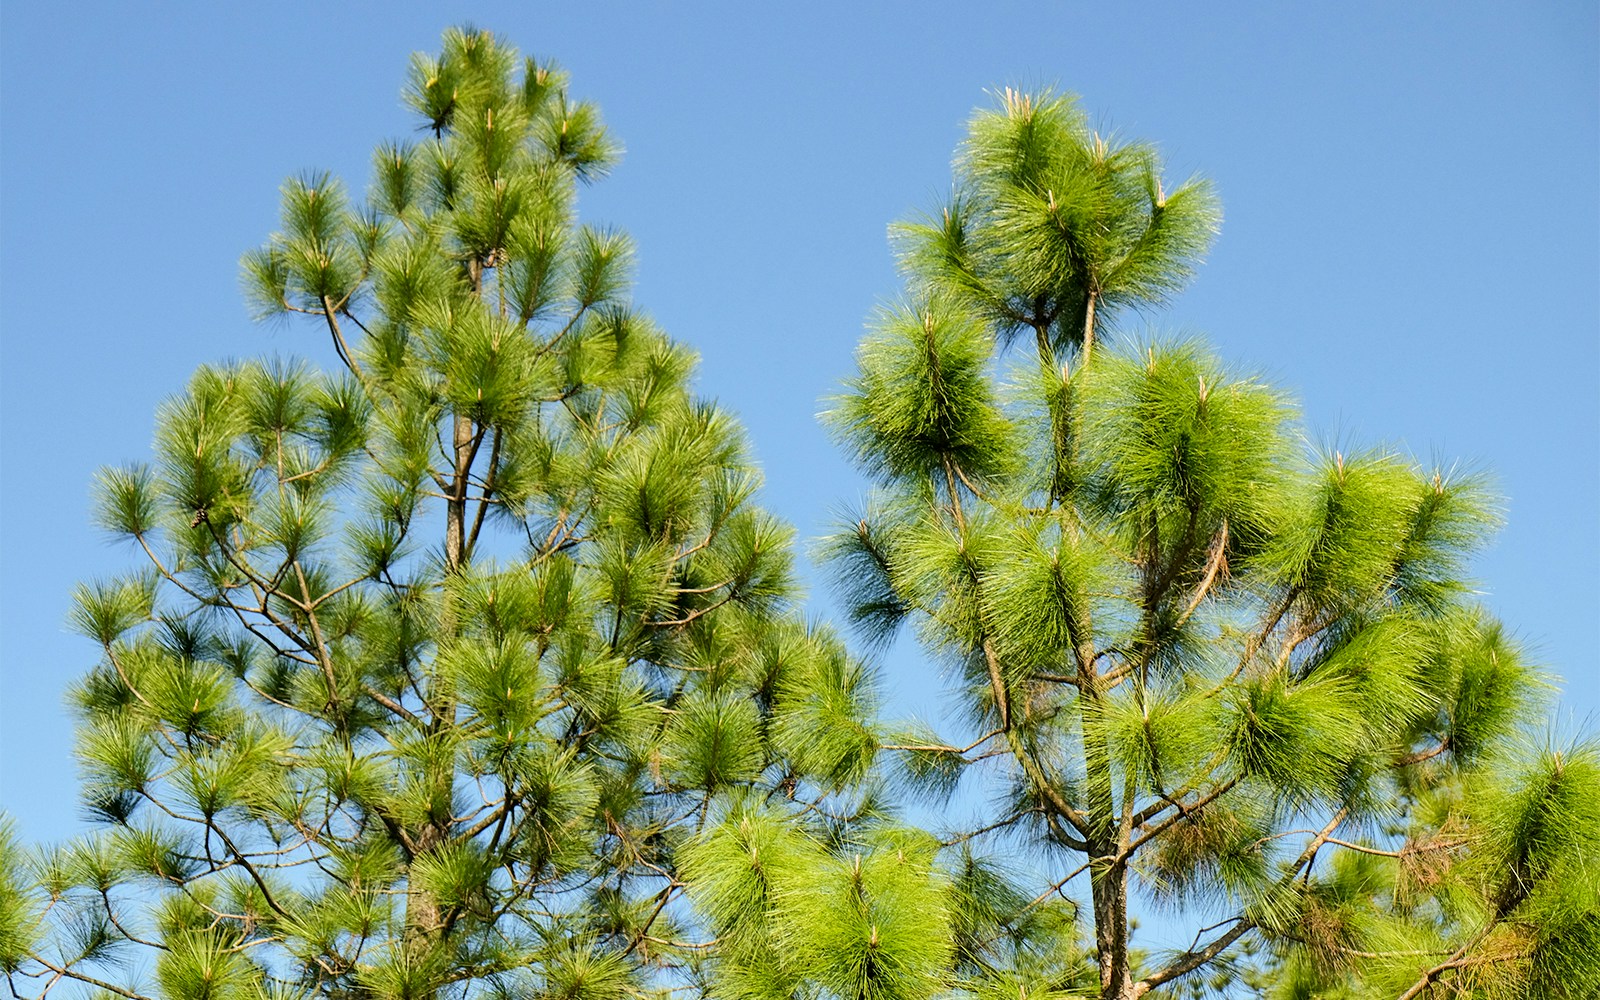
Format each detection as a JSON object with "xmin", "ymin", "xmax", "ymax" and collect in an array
[
  {"xmin": 2, "ymin": 27, "xmax": 1596, "ymax": 1000},
  {"xmin": 0, "ymin": 28, "xmax": 897, "ymax": 1000},
  {"xmin": 785, "ymin": 89, "xmax": 1595, "ymax": 999}
]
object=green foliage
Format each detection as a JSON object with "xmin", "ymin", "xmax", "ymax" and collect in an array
[
  {"xmin": 896, "ymin": 88, "xmax": 1220, "ymax": 357},
  {"xmin": 0, "ymin": 820, "xmax": 42, "ymax": 973},
  {"xmin": 813, "ymin": 86, "xmax": 1598, "ymax": 1000},
  {"xmin": 10, "ymin": 27, "xmax": 891, "ymax": 1000},
  {"xmin": 11, "ymin": 41, "xmax": 1593, "ymax": 1000},
  {"xmin": 683, "ymin": 801, "xmax": 954, "ymax": 1000},
  {"xmin": 1079, "ymin": 342, "xmax": 1295, "ymax": 565},
  {"xmin": 832, "ymin": 294, "xmax": 1016, "ymax": 486}
]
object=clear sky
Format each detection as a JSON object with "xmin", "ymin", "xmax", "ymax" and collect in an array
[{"xmin": 2, "ymin": 0, "xmax": 1596, "ymax": 889}]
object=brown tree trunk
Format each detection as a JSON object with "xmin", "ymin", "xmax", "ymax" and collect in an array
[
  {"xmin": 402, "ymin": 820, "xmax": 449, "ymax": 999},
  {"xmin": 446, "ymin": 259, "xmax": 485, "ymax": 574},
  {"xmin": 1091, "ymin": 846, "xmax": 1136, "ymax": 1000},
  {"xmin": 1077, "ymin": 638, "xmax": 1133, "ymax": 1000},
  {"xmin": 446, "ymin": 412, "xmax": 472, "ymax": 571}
]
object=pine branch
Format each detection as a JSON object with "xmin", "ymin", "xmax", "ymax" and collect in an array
[
  {"xmin": 1123, "ymin": 776, "xmax": 1240, "ymax": 860},
  {"xmin": 320, "ymin": 295, "xmax": 367, "ymax": 383},
  {"xmin": 1136, "ymin": 809, "xmax": 1349, "ymax": 995},
  {"xmin": 1394, "ymin": 925, "xmax": 1502, "ymax": 1000},
  {"xmin": 465, "ymin": 426, "xmax": 502, "ymax": 557},
  {"xmin": 27, "ymin": 959, "xmax": 156, "ymax": 1000}
]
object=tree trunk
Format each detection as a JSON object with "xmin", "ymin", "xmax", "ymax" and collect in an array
[
  {"xmin": 403, "ymin": 820, "xmax": 449, "ymax": 999},
  {"xmin": 1091, "ymin": 848, "xmax": 1136, "ymax": 1000},
  {"xmin": 1079, "ymin": 644, "xmax": 1132, "ymax": 1000},
  {"xmin": 1081, "ymin": 291, "xmax": 1098, "ymax": 363},
  {"xmin": 446, "ymin": 412, "xmax": 472, "ymax": 571},
  {"xmin": 447, "ymin": 259, "xmax": 485, "ymax": 573}
]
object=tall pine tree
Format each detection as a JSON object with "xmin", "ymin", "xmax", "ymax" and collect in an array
[
  {"xmin": 0, "ymin": 28, "xmax": 903, "ymax": 1000},
  {"xmin": 789, "ymin": 89, "xmax": 1597, "ymax": 999}
]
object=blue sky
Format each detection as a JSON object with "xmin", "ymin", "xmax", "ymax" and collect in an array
[{"xmin": 2, "ymin": 0, "xmax": 1595, "ymax": 898}]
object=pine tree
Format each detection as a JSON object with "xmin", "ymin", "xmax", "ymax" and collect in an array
[
  {"xmin": 802, "ymin": 90, "xmax": 1600, "ymax": 999},
  {"xmin": 0, "ymin": 28, "xmax": 900, "ymax": 1000}
]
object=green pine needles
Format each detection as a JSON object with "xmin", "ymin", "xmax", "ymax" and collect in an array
[
  {"xmin": 3, "ymin": 29, "xmax": 1596, "ymax": 1000},
  {"xmin": 0, "ymin": 28, "xmax": 896, "ymax": 1000},
  {"xmin": 803, "ymin": 88, "xmax": 1600, "ymax": 1000}
]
